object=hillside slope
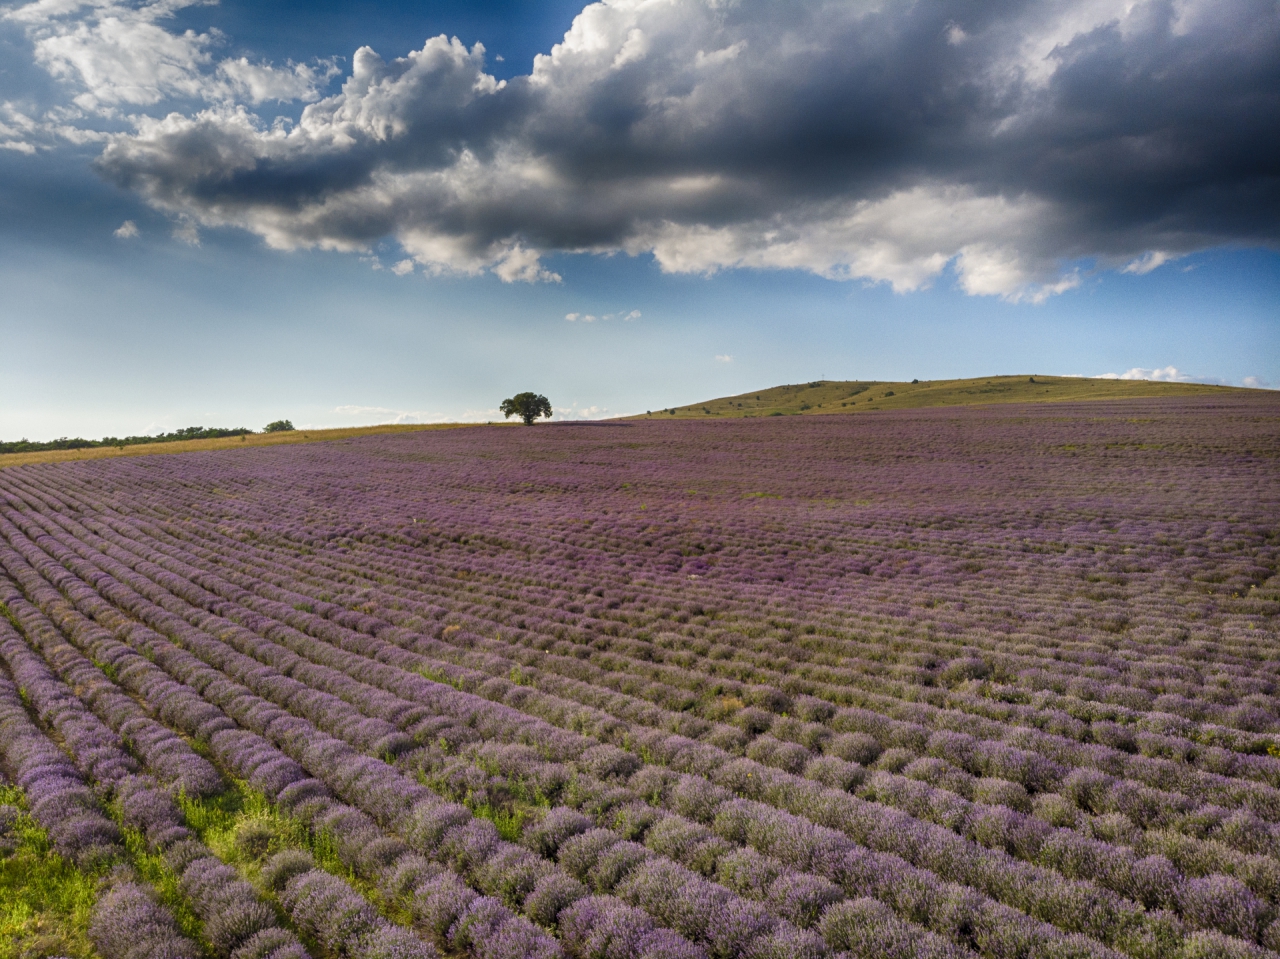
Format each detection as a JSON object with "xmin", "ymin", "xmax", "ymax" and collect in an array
[{"xmin": 626, "ymin": 374, "xmax": 1248, "ymax": 419}]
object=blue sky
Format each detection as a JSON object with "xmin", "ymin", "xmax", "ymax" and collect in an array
[{"xmin": 1, "ymin": 0, "xmax": 1276, "ymax": 439}]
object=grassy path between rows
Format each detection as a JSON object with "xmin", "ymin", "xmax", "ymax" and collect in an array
[{"xmin": 0, "ymin": 784, "xmax": 103, "ymax": 959}]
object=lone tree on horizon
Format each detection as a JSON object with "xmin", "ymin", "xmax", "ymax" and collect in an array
[{"xmin": 500, "ymin": 393, "xmax": 553, "ymax": 426}]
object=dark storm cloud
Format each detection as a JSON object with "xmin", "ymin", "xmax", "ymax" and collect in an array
[{"xmin": 71, "ymin": 0, "xmax": 1280, "ymax": 296}]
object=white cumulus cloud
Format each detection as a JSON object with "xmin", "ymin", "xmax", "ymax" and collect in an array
[
  {"xmin": 553, "ymin": 403, "xmax": 608, "ymax": 420},
  {"xmin": 8, "ymin": 0, "xmax": 1275, "ymax": 295},
  {"xmin": 565, "ymin": 308, "xmax": 639, "ymax": 322},
  {"xmin": 6, "ymin": 0, "xmax": 339, "ymax": 111},
  {"xmin": 216, "ymin": 57, "xmax": 341, "ymax": 105},
  {"xmin": 171, "ymin": 217, "xmax": 198, "ymax": 244},
  {"xmin": 1, "ymin": 139, "xmax": 37, "ymax": 154},
  {"xmin": 332, "ymin": 404, "xmax": 456, "ymax": 424},
  {"xmin": 0, "ymin": 104, "xmax": 40, "ymax": 153},
  {"xmin": 1122, "ymin": 251, "xmax": 1177, "ymax": 274},
  {"xmin": 1095, "ymin": 366, "xmax": 1193, "ymax": 382}
]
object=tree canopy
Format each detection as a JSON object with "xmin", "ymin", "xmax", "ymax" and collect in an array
[
  {"xmin": 0, "ymin": 425, "xmax": 252, "ymax": 454},
  {"xmin": 263, "ymin": 420, "xmax": 295, "ymax": 433},
  {"xmin": 500, "ymin": 393, "xmax": 552, "ymax": 426}
]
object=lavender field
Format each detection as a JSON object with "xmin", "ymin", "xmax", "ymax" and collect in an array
[{"xmin": 2, "ymin": 394, "xmax": 1279, "ymax": 959}]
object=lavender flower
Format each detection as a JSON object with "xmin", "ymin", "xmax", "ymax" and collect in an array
[{"xmin": 90, "ymin": 881, "xmax": 201, "ymax": 959}]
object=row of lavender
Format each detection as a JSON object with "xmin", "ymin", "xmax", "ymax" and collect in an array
[
  {"xmin": 5, "ymin": 427, "xmax": 1274, "ymax": 845},
  {"xmin": 0, "ymin": 507, "xmax": 933, "ymax": 959},
  {"xmin": 24, "ymin": 408, "xmax": 1269, "ymax": 734},
  {"xmin": 0, "ymin": 397, "xmax": 1275, "ymax": 959}
]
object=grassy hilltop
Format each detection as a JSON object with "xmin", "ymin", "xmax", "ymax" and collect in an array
[{"xmin": 626, "ymin": 374, "xmax": 1245, "ymax": 419}]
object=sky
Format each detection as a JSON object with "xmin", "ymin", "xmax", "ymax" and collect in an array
[{"xmin": 0, "ymin": 0, "xmax": 1277, "ymax": 439}]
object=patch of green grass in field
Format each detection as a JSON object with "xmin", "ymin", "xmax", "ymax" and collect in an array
[
  {"xmin": 177, "ymin": 782, "xmax": 340, "ymax": 879},
  {"xmin": 0, "ymin": 785, "xmax": 103, "ymax": 959},
  {"xmin": 175, "ymin": 780, "xmax": 405, "ymax": 926},
  {"xmin": 469, "ymin": 802, "xmax": 531, "ymax": 843},
  {"xmin": 0, "ymin": 422, "xmax": 499, "ymax": 470},
  {"xmin": 116, "ymin": 820, "xmax": 211, "ymax": 957}
]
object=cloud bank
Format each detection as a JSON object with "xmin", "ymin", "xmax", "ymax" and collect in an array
[
  {"xmin": 1093, "ymin": 368, "xmax": 1272, "ymax": 388},
  {"xmin": 332, "ymin": 403, "xmax": 468, "ymax": 424},
  {"xmin": 565, "ymin": 309, "xmax": 640, "ymax": 322},
  {"xmin": 1096, "ymin": 366, "xmax": 1193, "ymax": 382},
  {"xmin": 14, "ymin": 0, "xmax": 1280, "ymax": 300},
  {"xmin": 6, "ymin": 0, "xmax": 339, "ymax": 110}
]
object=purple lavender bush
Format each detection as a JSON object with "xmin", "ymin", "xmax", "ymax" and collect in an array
[{"xmin": 90, "ymin": 881, "xmax": 202, "ymax": 959}]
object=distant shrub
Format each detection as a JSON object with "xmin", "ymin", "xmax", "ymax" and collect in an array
[
  {"xmin": 827, "ymin": 732, "xmax": 883, "ymax": 765},
  {"xmin": 1031, "ymin": 793, "xmax": 1081, "ymax": 828},
  {"xmin": 941, "ymin": 656, "xmax": 991, "ymax": 684},
  {"xmin": 263, "ymin": 420, "xmax": 295, "ymax": 433},
  {"xmin": 874, "ymin": 748, "xmax": 916, "ymax": 773},
  {"xmin": 260, "ymin": 849, "xmax": 315, "ymax": 891},
  {"xmin": 233, "ymin": 818, "xmax": 277, "ymax": 860}
]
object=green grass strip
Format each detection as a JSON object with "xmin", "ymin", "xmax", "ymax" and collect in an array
[
  {"xmin": 0, "ymin": 784, "xmax": 104, "ymax": 959},
  {"xmin": 115, "ymin": 818, "xmax": 212, "ymax": 958},
  {"xmin": 174, "ymin": 778, "xmax": 412, "ymax": 927}
]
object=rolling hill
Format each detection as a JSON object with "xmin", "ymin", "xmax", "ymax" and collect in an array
[{"xmin": 624, "ymin": 374, "xmax": 1249, "ymax": 419}]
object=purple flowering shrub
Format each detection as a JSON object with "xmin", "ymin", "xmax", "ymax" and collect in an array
[
  {"xmin": 0, "ymin": 674, "xmax": 121, "ymax": 865},
  {"xmin": 90, "ymin": 881, "xmax": 202, "ymax": 959}
]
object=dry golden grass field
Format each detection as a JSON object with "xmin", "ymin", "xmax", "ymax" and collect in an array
[{"xmin": 0, "ymin": 422, "xmax": 495, "ymax": 469}]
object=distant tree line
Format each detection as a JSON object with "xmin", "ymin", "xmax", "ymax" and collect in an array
[{"xmin": 0, "ymin": 423, "xmax": 282, "ymax": 454}]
